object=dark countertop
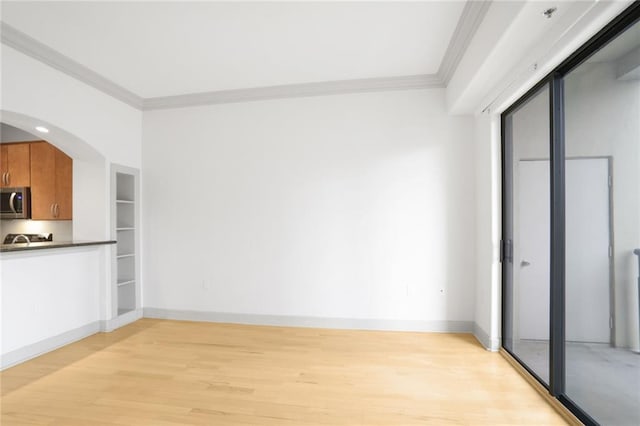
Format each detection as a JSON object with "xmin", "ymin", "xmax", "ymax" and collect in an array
[{"xmin": 0, "ymin": 240, "xmax": 116, "ymax": 253}]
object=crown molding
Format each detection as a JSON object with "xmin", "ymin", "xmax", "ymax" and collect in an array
[
  {"xmin": 143, "ymin": 74, "xmax": 443, "ymax": 110},
  {"xmin": 1, "ymin": 0, "xmax": 491, "ymax": 111},
  {"xmin": 438, "ymin": 0, "xmax": 492, "ymax": 86},
  {"xmin": 1, "ymin": 22, "xmax": 144, "ymax": 110}
]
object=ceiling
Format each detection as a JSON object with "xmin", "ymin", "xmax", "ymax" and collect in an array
[{"xmin": 1, "ymin": 1, "xmax": 486, "ymax": 109}]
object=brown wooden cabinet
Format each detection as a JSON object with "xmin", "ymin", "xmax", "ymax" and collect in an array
[
  {"xmin": 0, "ymin": 143, "xmax": 31, "ymax": 187},
  {"xmin": 30, "ymin": 141, "xmax": 73, "ymax": 220}
]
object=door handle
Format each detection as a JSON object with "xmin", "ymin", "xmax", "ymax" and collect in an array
[{"xmin": 520, "ymin": 260, "xmax": 531, "ymax": 267}]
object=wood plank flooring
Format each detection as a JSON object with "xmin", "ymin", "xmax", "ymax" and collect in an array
[{"xmin": 1, "ymin": 319, "xmax": 567, "ymax": 425}]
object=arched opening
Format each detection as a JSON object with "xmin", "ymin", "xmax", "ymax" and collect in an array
[{"xmin": 1, "ymin": 110, "xmax": 109, "ymax": 241}]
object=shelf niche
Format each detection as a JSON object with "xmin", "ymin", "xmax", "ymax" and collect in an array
[{"xmin": 111, "ymin": 165, "xmax": 140, "ymax": 321}]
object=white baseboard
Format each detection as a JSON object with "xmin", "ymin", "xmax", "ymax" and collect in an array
[
  {"xmin": 101, "ymin": 308, "xmax": 143, "ymax": 332},
  {"xmin": 1, "ymin": 309, "xmax": 144, "ymax": 370},
  {"xmin": 473, "ymin": 322, "xmax": 500, "ymax": 351},
  {"xmin": 1, "ymin": 321, "xmax": 101, "ymax": 370},
  {"xmin": 1, "ymin": 309, "xmax": 475, "ymax": 370},
  {"xmin": 143, "ymin": 308, "xmax": 474, "ymax": 333}
]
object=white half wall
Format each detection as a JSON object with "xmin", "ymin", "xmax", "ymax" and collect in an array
[
  {"xmin": 142, "ymin": 89, "xmax": 476, "ymax": 330},
  {"xmin": 0, "ymin": 246, "xmax": 109, "ymax": 368}
]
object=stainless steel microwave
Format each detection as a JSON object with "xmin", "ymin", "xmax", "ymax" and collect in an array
[{"xmin": 0, "ymin": 187, "xmax": 31, "ymax": 219}]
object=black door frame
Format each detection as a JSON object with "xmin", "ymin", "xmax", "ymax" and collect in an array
[{"xmin": 500, "ymin": 2, "xmax": 640, "ymax": 424}]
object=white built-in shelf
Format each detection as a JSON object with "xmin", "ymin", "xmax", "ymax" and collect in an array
[
  {"xmin": 113, "ymin": 167, "xmax": 139, "ymax": 319},
  {"xmin": 116, "ymin": 203, "xmax": 135, "ymax": 228}
]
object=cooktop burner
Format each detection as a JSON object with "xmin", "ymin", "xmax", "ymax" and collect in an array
[{"xmin": 3, "ymin": 233, "xmax": 53, "ymax": 244}]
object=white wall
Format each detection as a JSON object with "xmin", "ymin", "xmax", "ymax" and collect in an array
[
  {"xmin": 143, "ymin": 89, "xmax": 476, "ymax": 330},
  {"xmin": 0, "ymin": 45, "xmax": 142, "ymax": 363},
  {"xmin": 1, "ymin": 46, "xmax": 142, "ymax": 169},
  {"xmin": 473, "ymin": 112, "xmax": 501, "ymax": 350}
]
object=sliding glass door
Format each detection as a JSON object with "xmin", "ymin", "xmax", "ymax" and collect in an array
[
  {"xmin": 502, "ymin": 3, "xmax": 640, "ymax": 425},
  {"xmin": 502, "ymin": 85, "xmax": 551, "ymax": 386},
  {"xmin": 562, "ymin": 15, "xmax": 640, "ymax": 425}
]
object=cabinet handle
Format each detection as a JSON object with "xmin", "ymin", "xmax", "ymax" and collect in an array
[
  {"xmin": 55, "ymin": 203, "xmax": 59, "ymax": 218},
  {"xmin": 1, "ymin": 172, "xmax": 6, "ymax": 185},
  {"xmin": 50, "ymin": 204, "xmax": 55, "ymax": 217},
  {"xmin": 5, "ymin": 172, "xmax": 9, "ymax": 185}
]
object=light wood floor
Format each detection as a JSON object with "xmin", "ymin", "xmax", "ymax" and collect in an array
[{"xmin": 1, "ymin": 319, "xmax": 567, "ymax": 425}]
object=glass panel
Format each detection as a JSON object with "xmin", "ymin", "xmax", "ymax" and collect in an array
[
  {"xmin": 564, "ymin": 18, "xmax": 640, "ymax": 425},
  {"xmin": 503, "ymin": 85, "xmax": 551, "ymax": 385}
]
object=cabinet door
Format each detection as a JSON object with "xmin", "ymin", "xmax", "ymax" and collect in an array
[
  {"xmin": 54, "ymin": 148, "xmax": 72, "ymax": 220},
  {"xmin": 30, "ymin": 142, "xmax": 56, "ymax": 219},
  {"xmin": 0, "ymin": 145, "xmax": 7, "ymax": 183},
  {"xmin": 1, "ymin": 143, "xmax": 30, "ymax": 187}
]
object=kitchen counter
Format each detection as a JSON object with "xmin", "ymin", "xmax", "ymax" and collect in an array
[{"xmin": 0, "ymin": 240, "xmax": 116, "ymax": 253}]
